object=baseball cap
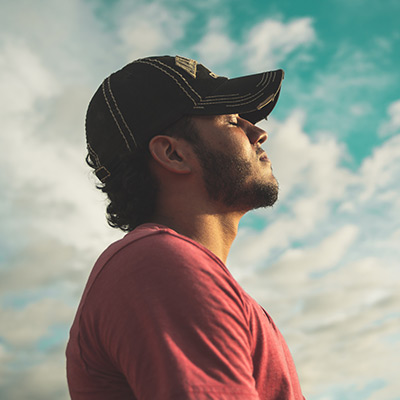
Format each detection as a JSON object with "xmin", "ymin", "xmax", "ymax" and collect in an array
[{"xmin": 86, "ymin": 55, "xmax": 284, "ymax": 182}]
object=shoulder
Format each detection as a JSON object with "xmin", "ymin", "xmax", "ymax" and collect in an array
[
  {"xmin": 82, "ymin": 224, "xmax": 246, "ymax": 316},
  {"xmin": 87, "ymin": 224, "xmax": 231, "ymax": 294},
  {"xmin": 105, "ymin": 224, "xmax": 225, "ymax": 274}
]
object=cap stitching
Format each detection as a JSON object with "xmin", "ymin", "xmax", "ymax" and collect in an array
[
  {"xmin": 193, "ymin": 91, "xmax": 266, "ymax": 108},
  {"xmin": 87, "ymin": 143, "xmax": 111, "ymax": 181},
  {"xmin": 102, "ymin": 79, "xmax": 132, "ymax": 152},
  {"xmin": 201, "ymin": 93, "xmax": 252, "ymax": 102},
  {"xmin": 106, "ymin": 78, "xmax": 137, "ymax": 148},
  {"xmin": 87, "ymin": 143, "xmax": 101, "ymax": 167},
  {"xmin": 258, "ymin": 72, "xmax": 274, "ymax": 88},
  {"xmin": 196, "ymin": 91, "xmax": 265, "ymax": 106},
  {"xmin": 95, "ymin": 166, "xmax": 111, "ymax": 182},
  {"xmin": 195, "ymin": 72, "xmax": 280, "ymax": 107},
  {"xmin": 256, "ymin": 72, "xmax": 268, "ymax": 88},
  {"xmin": 135, "ymin": 59, "xmax": 201, "ymax": 104},
  {"xmin": 150, "ymin": 59, "xmax": 203, "ymax": 100},
  {"xmin": 203, "ymin": 93, "xmax": 240, "ymax": 99}
]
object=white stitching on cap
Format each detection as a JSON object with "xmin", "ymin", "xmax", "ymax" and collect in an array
[
  {"xmin": 193, "ymin": 91, "xmax": 265, "ymax": 108},
  {"xmin": 136, "ymin": 58, "xmax": 209, "ymax": 101},
  {"xmin": 194, "ymin": 71, "xmax": 279, "ymax": 107},
  {"xmin": 227, "ymin": 92, "xmax": 270, "ymax": 108},
  {"xmin": 150, "ymin": 59, "xmax": 203, "ymax": 100},
  {"xmin": 107, "ymin": 78, "xmax": 137, "ymax": 148},
  {"xmin": 134, "ymin": 60, "xmax": 199, "ymax": 105},
  {"xmin": 203, "ymin": 93, "xmax": 240, "ymax": 99},
  {"xmin": 256, "ymin": 72, "xmax": 267, "ymax": 88},
  {"xmin": 199, "ymin": 92, "xmax": 254, "ymax": 104},
  {"xmin": 196, "ymin": 90, "xmax": 264, "ymax": 105},
  {"xmin": 102, "ymin": 79, "xmax": 132, "ymax": 152}
]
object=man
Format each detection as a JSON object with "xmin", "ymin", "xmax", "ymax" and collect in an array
[{"xmin": 66, "ymin": 55, "xmax": 305, "ymax": 399}]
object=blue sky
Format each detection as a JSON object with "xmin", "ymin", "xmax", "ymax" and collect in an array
[{"xmin": 0, "ymin": 0, "xmax": 399, "ymax": 399}]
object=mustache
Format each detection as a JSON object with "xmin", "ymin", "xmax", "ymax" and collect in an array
[{"xmin": 256, "ymin": 147, "xmax": 266, "ymax": 156}]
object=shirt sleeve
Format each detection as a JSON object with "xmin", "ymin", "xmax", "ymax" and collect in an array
[{"xmin": 81, "ymin": 231, "xmax": 260, "ymax": 400}]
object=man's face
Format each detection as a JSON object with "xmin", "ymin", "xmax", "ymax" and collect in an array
[{"xmin": 190, "ymin": 114, "xmax": 278, "ymax": 212}]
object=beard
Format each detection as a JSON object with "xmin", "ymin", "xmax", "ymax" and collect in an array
[{"xmin": 192, "ymin": 141, "xmax": 279, "ymax": 211}]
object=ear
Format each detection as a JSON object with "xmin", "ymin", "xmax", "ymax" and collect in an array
[{"xmin": 149, "ymin": 135, "xmax": 192, "ymax": 174}]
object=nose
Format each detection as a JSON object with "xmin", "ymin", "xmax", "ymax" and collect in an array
[{"xmin": 242, "ymin": 118, "xmax": 268, "ymax": 145}]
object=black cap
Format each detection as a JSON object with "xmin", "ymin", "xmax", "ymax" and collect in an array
[{"xmin": 86, "ymin": 55, "xmax": 284, "ymax": 182}]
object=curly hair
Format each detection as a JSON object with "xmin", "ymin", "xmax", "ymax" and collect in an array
[{"xmin": 86, "ymin": 116, "xmax": 199, "ymax": 232}]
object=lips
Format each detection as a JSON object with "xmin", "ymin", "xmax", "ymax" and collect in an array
[{"xmin": 258, "ymin": 150, "xmax": 269, "ymax": 162}]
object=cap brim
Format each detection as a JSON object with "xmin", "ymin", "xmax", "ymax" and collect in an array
[{"xmin": 191, "ymin": 69, "xmax": 284, "ymax": 123}]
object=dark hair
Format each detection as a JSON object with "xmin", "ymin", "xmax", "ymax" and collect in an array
[{"xmin": 86, "ymin": 116, "xmax": 199, "ymax": 231}]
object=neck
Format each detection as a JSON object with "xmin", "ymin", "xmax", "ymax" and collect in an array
[{"xmin": 151, "ymin": 208, "xmax": 243, "ymax": 264}]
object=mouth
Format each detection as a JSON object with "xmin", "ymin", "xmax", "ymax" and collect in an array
[{"xmin": 258, "ymin": 149, "xmax": 269, "ymax": 162}]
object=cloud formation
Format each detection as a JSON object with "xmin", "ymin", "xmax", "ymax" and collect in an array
[
  {"xmin": 243, "ymin": 17, "xmax": 316, "ymax": 71},
  {"xmin": 379, "ymin": 99, "xmax": 400, "ymax": 137},
  {"xmin": 117, "ymin": 1, "xmax": 191, "ymax": 61},
  {"xmin": 193, "ymin": 18, "xmax": 237, "ymax": 67}
]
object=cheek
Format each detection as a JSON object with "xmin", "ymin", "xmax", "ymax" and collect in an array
[{"xmin": 226, "ymin": 135, "xmax": 252, "ymax": 157}]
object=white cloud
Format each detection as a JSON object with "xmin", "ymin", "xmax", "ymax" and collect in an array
[
  {"xmin": 117, "ymin": 1, "xmax": 191, "ymax": 61},
  {"xmin": 379, "ymin": 99, "xmax": 400, "ymax": 137},
  {"xmin": 243, "ymin": 17, "xmax": 316, "ymax": 71},
  {"xmin": 0, "ymin": 40, "xmax": 58, "ymax": 114},
  {"xmin": 277, "ymin": 224, "xmax": 359, "ymax": 274},
  {"xmin": 357, "ymin": 133, "xmax": 400, "ymax": 204},
  {"xmin": 193, "ymin": 18, "xmax": 237, "ymax": 67},
  {"xmin": 0, "ymin": 299, "xmax": 74, "ymax": 348},
  {"xmin": 0, "ymin": 0, "xmax": 119, "ymax": 84},
  {"xmin": 0, "ymin": 345, "xmax": 70, "ymax": 400}
]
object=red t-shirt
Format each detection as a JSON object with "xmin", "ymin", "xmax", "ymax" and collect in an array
[{"xmin": 66, "ymin": 224, "xmax": 305, "ymax": 399}]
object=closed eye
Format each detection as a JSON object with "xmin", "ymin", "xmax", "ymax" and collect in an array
[{"xmin": 228, "ymin": 119, "xmax": 239, "ymax": 126}]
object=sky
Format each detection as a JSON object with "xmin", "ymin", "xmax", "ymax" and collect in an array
[{"xmin": 0, "ymin": 0, "xmax": 399, "ymax": 399}]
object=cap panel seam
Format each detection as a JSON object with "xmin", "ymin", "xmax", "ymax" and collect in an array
[
  {"xmin": 102, "ymin": 79, "xmax": 132, "ymax": 152},
  {"xmin": 134, "ymin": 59, "xmax": 201, "ymax": 104},
  {"xmin": 106, "ymin": 78, "xmax": 137, "ymax": 148},
  {"xmin": 150, "ymin": 59, "xmax": 203, "ymax": 100}
]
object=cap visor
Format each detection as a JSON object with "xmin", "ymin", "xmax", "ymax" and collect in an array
[{"xmin": 191, "ymin": 69, "xmax": 284, "ymax": 123}]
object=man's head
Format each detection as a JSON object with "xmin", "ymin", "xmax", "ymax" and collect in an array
[{"xmin": 85, "ymin": 55, "xmax": 283, "ymax": 230}]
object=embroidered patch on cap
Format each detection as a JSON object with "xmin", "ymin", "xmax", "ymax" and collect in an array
[{"xmin": 175, "ymin": 55, "xmax": 197, "ymax": 78}]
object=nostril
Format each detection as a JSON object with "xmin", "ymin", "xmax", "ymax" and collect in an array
[
  {"xmin": 253, "ymin": 129, "xmax": 267, "ymax": 145},
  {"xmin": 259, "ymin": 131, "xmax": 268, "ymax": 144}
]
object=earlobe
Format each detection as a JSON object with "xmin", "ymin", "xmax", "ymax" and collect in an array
[{"xmin": 149, "ymin": 136, "xmax": 191, "ymax": 174}]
